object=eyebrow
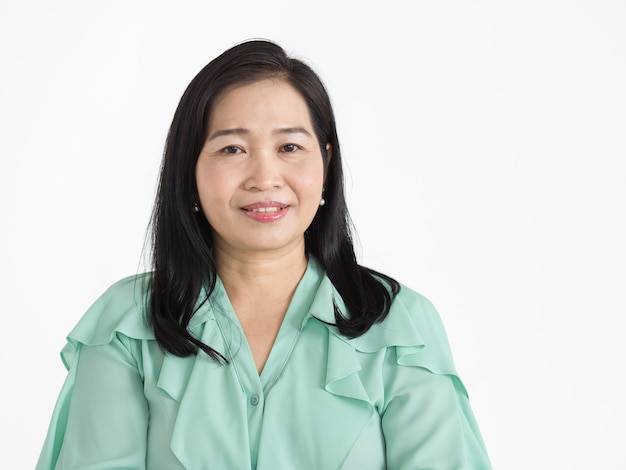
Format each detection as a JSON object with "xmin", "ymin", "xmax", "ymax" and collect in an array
[
  {"xmin": 274, "ymin": 127, "xmax": 313, "ymax": 138},
  {"xmin": 206, "ymin": 126, "xmax": 313, "ymax": 141}
]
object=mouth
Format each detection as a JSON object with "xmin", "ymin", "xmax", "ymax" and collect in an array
[
  {"xmin": 241, "ymin": 201, "xmax": 289, "ymax": 221},
  {"xmin": 242, "ymin": 201, "xmax": 289, "ymax": 212},
  {"xmin": 243, "ymin": 206, "xmax": 286, "ymax": 213}
]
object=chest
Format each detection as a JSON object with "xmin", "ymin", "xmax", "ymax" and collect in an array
[
  {"xmin": 143, "ymin": 321, "xmax": 387, "ymax": 469},
  {"xmin": 239, "ymin": 316, "xmax": 283, "ymax": 374},
  {"xmin": 232, "ymin": 295, "xmax": 291, "ymax": 374}
]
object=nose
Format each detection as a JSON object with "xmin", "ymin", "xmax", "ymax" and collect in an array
[{"xmin": 243, "ymin": 150, "xmax": 283, "ymax": 191}]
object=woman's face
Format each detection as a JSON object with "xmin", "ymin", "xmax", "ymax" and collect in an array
[{"xmin": 196, "ymin": 79, "xmax": 327, "ymax": 258}]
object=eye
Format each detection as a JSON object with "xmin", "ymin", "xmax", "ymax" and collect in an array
[
  {"xmin": 222, "ymin": 145, "xmax": 243, "ymax": 154},
  {"xmin": 280, "ymin": 143, "xmax": 300, "ymax": 153}
]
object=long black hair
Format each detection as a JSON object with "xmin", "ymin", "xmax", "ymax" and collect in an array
[{"xmin": 148, "ymin": 39, "xmax": 399, "ymax": 361}]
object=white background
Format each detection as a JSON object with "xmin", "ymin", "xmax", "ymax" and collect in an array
[{"xmin": 1, "ymin": 1, "xmax": 625, "ymax": 468}]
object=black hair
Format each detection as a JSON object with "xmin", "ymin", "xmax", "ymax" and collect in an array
[{"xmin": 148, "ymin": 39, "xmax": 399, "ymax": 361}]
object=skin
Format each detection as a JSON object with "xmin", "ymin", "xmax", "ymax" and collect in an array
[{"xmin": 195, "ymin": 78, "xmax": 331, "ymax": 373}]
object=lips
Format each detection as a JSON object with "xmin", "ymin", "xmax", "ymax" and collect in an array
[
  {"xmin": 241, "ymin": 201, "xmax": 289, "ymax": 222},
  {"xmin": 242, "ymin": 201, "xmax": 288, "ymax": 211}
]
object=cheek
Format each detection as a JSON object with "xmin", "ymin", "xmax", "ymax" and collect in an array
[
  {"xmin": 195, "ymin": 174, "xmax": 232, "ymax": 226},
  {"xmin": 196, "ymin": 163, "xmax": 227, "ymax": 199},
  {"xmin": 296, "ymin": 163, "xmax": 325, "ymax": 196}
]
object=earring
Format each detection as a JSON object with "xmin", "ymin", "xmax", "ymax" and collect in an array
[
  {"xmin": 193, "ymin": 200, "xmax": 200, "ymax": 213},
  {"xmin": 319, "ymin": 198, "xmax": 326, "ymax": 207}
]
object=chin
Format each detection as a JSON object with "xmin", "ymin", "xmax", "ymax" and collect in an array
[{"xmin": 238, "ymin": 235, "xmax": 305, "ymax": 254}]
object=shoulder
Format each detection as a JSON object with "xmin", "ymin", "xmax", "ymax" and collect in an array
[
  {"xmin": 88, "ymin": 273, "xmax": 152, "ymax": 315},
  {"xmin": 346, "ymin": 282, "xmax": 460, "ymax": 378},
  {"xmin": 391, "ymin": 283, "xmax": 449, "ymax": 339},
  {"xmin": 369, "ymin": 271, "xmax": 441, "ymax": 329},
  {"xmin": 67, "ymin": 273, "xmax": 156, "ymax": 349},
  {"xmin": 393, "ymin": 283, "xmax": 438, "ymax": 315}
]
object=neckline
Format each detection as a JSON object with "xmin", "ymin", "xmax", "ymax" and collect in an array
[{"xmin": 210, "ymin": 256, "xmax": 325, "ymax": 392}]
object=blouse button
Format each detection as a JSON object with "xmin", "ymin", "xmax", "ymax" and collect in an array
[{"xmin": 250, "ymin": 394, "xmax": 260, "ymax": 406}]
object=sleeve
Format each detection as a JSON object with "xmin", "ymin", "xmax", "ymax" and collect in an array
[
  {"xmin": 36, "ymin": 334, "xmax": 149, "ymax": 470},
  {"xmin": 381, "ymin": 358, "xmax": 491, "ymax": 469},
  {"xmin": 380, "ymin": 291, "xmax": 492, "ymax": 469},
  {"xmin": 36, "ymin": 275, "xmax": 155, "ymax": 469}
]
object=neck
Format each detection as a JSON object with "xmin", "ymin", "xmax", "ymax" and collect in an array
[{"xmin": 214, "ymin": 245, "xmax": 308, "ymax": 305}]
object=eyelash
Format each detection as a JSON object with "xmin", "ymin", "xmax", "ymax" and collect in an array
[
  {"xmin": 280, "ymin": 143, "xmax": 300, "ymax": 153},
  {"xmin": 222, "ymin": 145, "xmax": 242, "ymax": 154},
  {"xmin": 220, "ymin": 144, "xmax": 301, "ymax": 154}
]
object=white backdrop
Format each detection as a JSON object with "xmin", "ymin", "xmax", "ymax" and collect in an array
[{"xmin": 1, "ymin": 1, "xmax": 625, "ymax": 468}]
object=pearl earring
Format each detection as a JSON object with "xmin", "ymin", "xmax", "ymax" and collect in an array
[
  {"xmin": 193, "ymin": 201, "xmax": 200, "ymax": 213},
  {"xmin": 319, "ymin": 198, "xmax": 326, "ymax": 207}
]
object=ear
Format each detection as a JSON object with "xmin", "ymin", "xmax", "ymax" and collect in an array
[{"xmin": 323, "ymin": 143, "xmax": 333, "ymax": 182}]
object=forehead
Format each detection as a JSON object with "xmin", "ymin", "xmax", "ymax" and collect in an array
[{"xmin": 208, "ymin": 79, "xmax": 312, "ymax": 129}]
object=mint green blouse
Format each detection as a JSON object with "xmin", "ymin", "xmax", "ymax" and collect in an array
[{"xmin": 36, "ymin": 258, "xmax": 491, "ymax": 469}]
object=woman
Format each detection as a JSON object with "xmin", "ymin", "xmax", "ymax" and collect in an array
[{"xmin": 37, "ymin": 40, "xmax": 491, "ymax": 469}]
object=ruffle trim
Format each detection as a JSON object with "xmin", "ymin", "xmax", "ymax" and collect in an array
[
  {"xmin": 307, "ymin": 277, "xmax": 467, "ymax": 405},
  {"xmin": 60, "ymin": 273, "xmax": 155, "ymax": 370},
  {"xmin": 56, "ymin": 266, "xmax": 466, "ymax": 468}
]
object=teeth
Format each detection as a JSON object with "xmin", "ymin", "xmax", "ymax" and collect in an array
[{"xmin": 251, "ymin": 207, "xmax": 281, "ymax": 213}]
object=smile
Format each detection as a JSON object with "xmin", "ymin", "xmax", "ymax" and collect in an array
[
  {"xmin": 246, "ymin": 206, "xmax": 283, "ymax": 213},
  {"xmin": 241, "ymin": 202, "xmax": 289, "ymax": 222}
]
